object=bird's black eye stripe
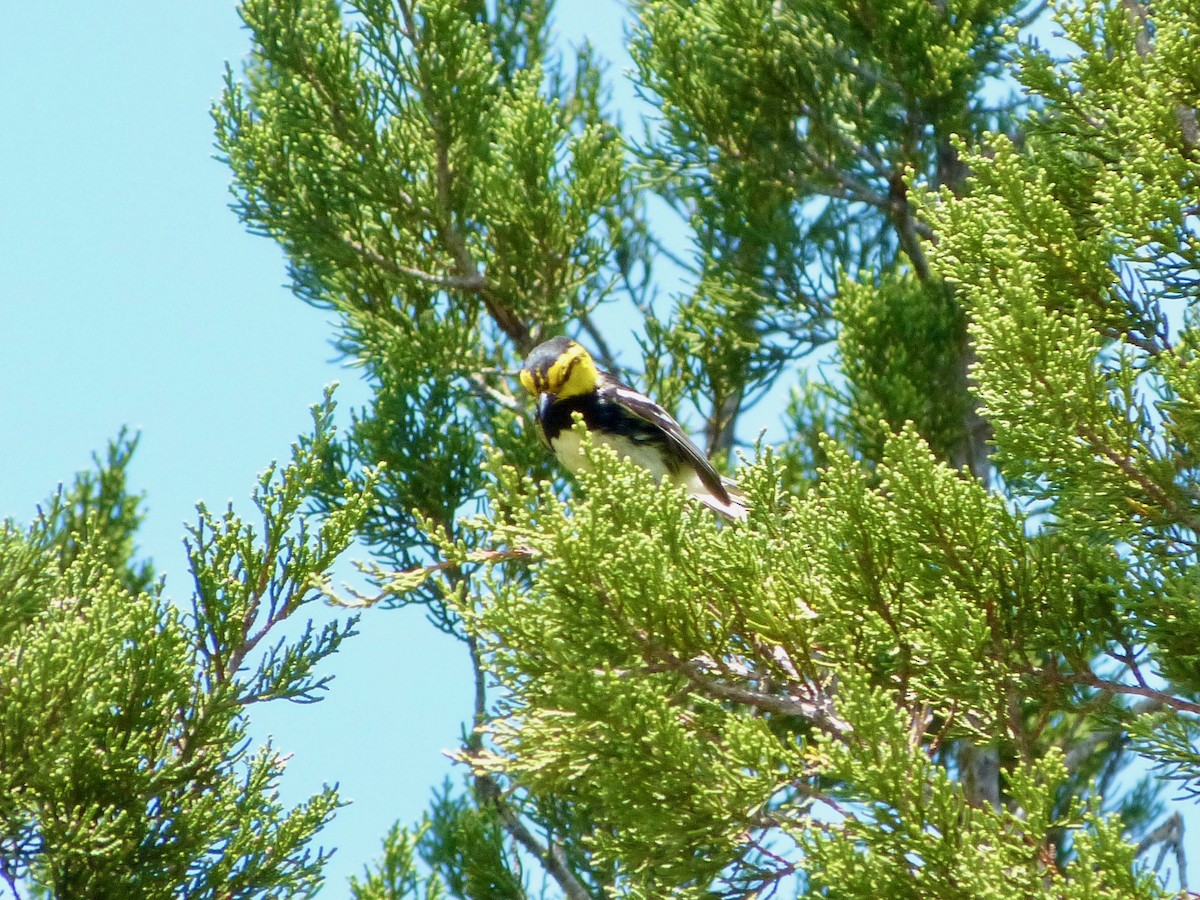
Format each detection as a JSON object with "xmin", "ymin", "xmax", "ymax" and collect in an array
[{"xmin": 554, "ymin": 354, "xmax": 579, "ymax": 391}]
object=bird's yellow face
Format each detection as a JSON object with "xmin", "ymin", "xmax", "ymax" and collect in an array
[{"xmin": 519, "ymin": 337, "xmax": 599, "ymax": 399}]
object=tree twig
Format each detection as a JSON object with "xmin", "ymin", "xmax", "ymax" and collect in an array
[
  {"xmin": 1078, "ymin": 423, "xmax": 1200, "ymax": 533},
  {"xmin": 339, "ymin": 233, "xmax": 487, "ymax": 290},
  {"xmin": 1137, "ymin": 810, "xmax": 1188, "ymax": 892},
  {"xmin": 1067, "ymin": 669, "xmax": 1200, "ymax": 716},
  {"xmin": 464, "ymin": 371, "xmax": 523, "ymax": 412},
  {"xmin": 636, "ymin": 637, "xmax": 851, "ymax": 738},
  {"xmin": 475, "ymin": 772, "xmax": 593, "ymax": 900},
  {"xmin": 464, "ymin": 606, "xmax": 595, "ymax": 899},
  {"xmin": 577, "ymin": 312, "xmax": 620, "ymax": 374},
  {"xmin": 0, "ymin": 857, "xmax": 21, "ymax": 900},
  {"xmin": 432, "ymin": 140, "xmax": 534, "ymax": 353},
  {"xmin": 395, "ymin": 0, "xmax": 534, "ymax": 354}
]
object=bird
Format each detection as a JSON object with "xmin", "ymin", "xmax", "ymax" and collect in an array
[{"xmin": 518, "ymin": 336, "xmax": 748, "ymax": 519}]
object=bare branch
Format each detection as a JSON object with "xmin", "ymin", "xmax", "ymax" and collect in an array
[
  {"xmin": 797, "ymin": 143, "xmax": 892, "ymax": 216},
  {"xmin": 1104, "ymin": 323, "xmax": 1172, "ymax": 358},
  {"xmin": 889, "ymin": 173, "xmax": 932, "ymax": 281}
]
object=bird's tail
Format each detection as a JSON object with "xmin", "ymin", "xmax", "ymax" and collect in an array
[{"xmin": 695, "ymin": 478, "xmax": 749, "ymax": 521}]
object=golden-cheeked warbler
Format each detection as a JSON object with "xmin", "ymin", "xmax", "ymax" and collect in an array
[{"xmin": 519, "ymin": 336, "xmax": 748, "ymax": 519}]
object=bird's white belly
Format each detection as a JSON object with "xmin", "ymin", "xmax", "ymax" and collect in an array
[
  {"xmin": 549, "ymin": 428, "xmax": 741, "ymax": 516},
  {"xmin": 551, "ymin": 430, "xmax": 674, "ymax": 483}
]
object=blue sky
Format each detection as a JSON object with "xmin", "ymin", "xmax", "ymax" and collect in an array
[{"xmin": 2, "ymin": 2, "xmax": 1195, "ymax": 895}]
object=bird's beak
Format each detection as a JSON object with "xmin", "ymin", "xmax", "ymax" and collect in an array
[{"xmin": 538, "ymin": 393, "xmax": 555, "ymax": 419}]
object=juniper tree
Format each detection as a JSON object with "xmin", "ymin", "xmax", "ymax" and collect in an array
[
  {"xmin": 0, "ymin": 398, "xmax": 376, "ymax": 897},
  {"xmin": 214, "ymin": 0, "xmax": 1200, "ymax": 895}
]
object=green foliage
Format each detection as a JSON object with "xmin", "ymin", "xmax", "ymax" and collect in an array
[
  {"xmin": 0, "ymin": 432, "xmax": 153, "ymax": 648},
  {"xmin": 417, "ymin": 787, "xmax": 526, "ymax": 900},
  {"xmin": 350, "ymin": 823, "xmax": 445, "ymax": 900},
  {"xmin": 215, "ymin": 0, "xmax": 638, "ymax": 636},
  {"xmin": 836, "ymin": 273, "xmax": 969, "ymax": 465},
  {"xmin": 390, "ymin": 428, "xmax": 1168, "ymax": 895},
  {"xmin": 0, "ymin": 393, "xmax": 374, "ymax": 896},
  {"xmin": 629, "ymin": 0, "xmax": 1023, "ymax": 428},
  {"xmin": 804, "ymin": 699, "xmax": 1158, "ymax": 899},
  {"xmin": 216, "ymin": 0, "xmax": 628, "ymax": 338},
  {"xmin": 927, "ymin": 0, "xmax": 1200, "ymax": 697},
  {"xmin": 214, "ymin": 0, "xmax": 1200, "ymax": 895}
]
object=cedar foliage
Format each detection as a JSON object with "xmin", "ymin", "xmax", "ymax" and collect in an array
[
  {"xmin": 6, "ymin": 0, "xmax": 1197, "ymax": 895},
  {"xmin": 0, "ymin": 397, "xmax": 377, "ymax": 896},
  {"xmin": 210, "ymin": 0, "xmax": 1198, "ymax": 894}
]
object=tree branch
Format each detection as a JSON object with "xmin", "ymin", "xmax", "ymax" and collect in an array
[
  {"xmin": 468, "ymin": 759, "xmax": 593, "ymax": 900},
  {"xmin": 1078, "ymin": 423, "xmax": 1200, "ymax": 533},
  {"xmin": 0, "ymin": 857, "xmax": 21, "ymax": 900},
  {"xmin": 577, "ymin": 312, "xmax": 620, "ymax": 374},
  {"xmin": 888, "ymin": 172, "xmax": 932, "ymax": 281},
  {"xmin": 635, "ymin": 637, "xmax": 851, "ymax": 739},
  {"xmin": 464, "ymin": 371, "xmax": 523, "ymax": 412},
  {"xmin": 1067, "ymin": 669, "xmax": 1200, "ymax": 716},
  {"xmin": 339, "ymin": 233, "xmax": 487, "ymax": 290},
  {"xmin": 432, "ymin": 135, "xmax": 534, "ymax": 354},
  {"xmin": 392, "ymin": 0, "xmax": 535, "ymax": 354},
  {"xmin": 1138, "ymin": 810, "xmax": 1188, "ymax": 892},
  {"xmin": 466, "ymin": 610, "xmax": 593, "ymax": 900}
]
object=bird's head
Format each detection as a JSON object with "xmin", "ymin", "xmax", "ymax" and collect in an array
[{"xmin": 519, "ymin": 336, "xmax": 599, "ymax": 400}]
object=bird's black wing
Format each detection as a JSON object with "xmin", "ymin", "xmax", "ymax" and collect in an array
[{"xmin": 598, "ymin": 375, "xmax": 732, "ymax": 504}]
